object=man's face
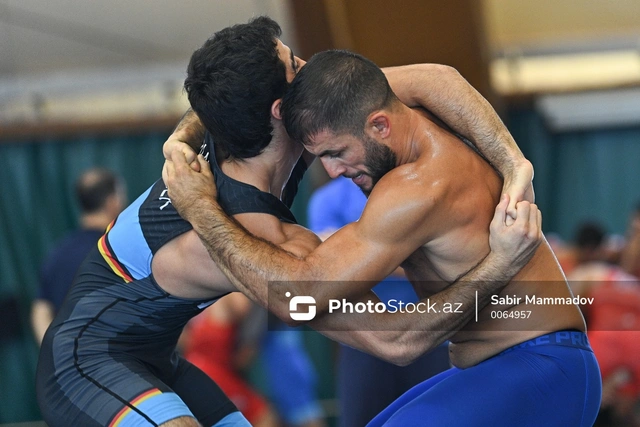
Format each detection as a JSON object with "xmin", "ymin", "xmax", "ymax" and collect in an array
[
  {"xmin": 306, "ymin": 131, "xmax": 396, "ymax": 195},
  {"xmin": 276, "ymin": 39, "xmax": 306, "ymax": 83}
]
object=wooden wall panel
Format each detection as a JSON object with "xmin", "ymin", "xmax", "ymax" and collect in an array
[{"xmin": 289, "ymin": 0, "xmax": 494, "ymax": 101}]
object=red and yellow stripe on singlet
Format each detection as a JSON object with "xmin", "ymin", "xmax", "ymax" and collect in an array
[
  {"xmin": 108, "ymin": 388, "xmax": 163, "ymax": 427},
  {"xmin": 98, "ymin": 220, "xmax": 134, "ymax": 283}
]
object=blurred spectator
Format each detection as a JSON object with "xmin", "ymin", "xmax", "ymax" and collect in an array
[
  {"xmin": 308, "ymin": 176, "xmax": 450, "ymax": 427},
  {"xmin": 181, "ymin": 294, "xmax": 278, "ymax": 427},
  {"xmin": 181, "ymin": 295, "xmax": 324, "ymax": 427},
  {"xmin": 568, "ymin": 222, "xmax": 640, "ymax": 427},
  {"xmin": 620, "ymin": 203, "xmax": 640, "ymax": 278},
  {"xmin": 31, "ymin": 168, "xmax": 125, "ymax": 344},
  {"xmin": 576, "ymin": 222, "xmax": 608, "ymax": 262},
  {"xmin": 258, "ymin": 316, "xmax": 326, "ymax": 427},
  {"xmin": 546, "ymin": 233, "xmax": 578, "ymax": 275}
]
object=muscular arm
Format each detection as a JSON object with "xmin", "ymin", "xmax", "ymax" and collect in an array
[
  {"xmin": 312, "ymin": 262, "xmax": 494, "ymax": 366},
  {"xmin": 309, "ymin": 197, "xmax": 541, "ymax": 365},
  {"xmin": 383, "ymin": 64, "xmax": 534, "ymax": 212},
  {"xmin": 165, "ymin": 153, "xmax": 541, "ymax": 324}
]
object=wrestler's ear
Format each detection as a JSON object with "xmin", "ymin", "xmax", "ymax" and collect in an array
[
  {"xmin": 368, "ymin": 111, "xmax": 391, "ymax": 139},
  {"xmin": 271, "ymin": 99, "xmax": 283, "ymax": 120}
]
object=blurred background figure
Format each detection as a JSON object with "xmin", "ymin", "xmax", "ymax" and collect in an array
[
  {"xmin": 30, "ymin": 168, "xmax": 125, "ymax": 345},
  {"xmin": 568, "ymin": 222, "xmax": 640, "ymax": 427},
  {"xmin": 307, "ymin": 176, "xmax": 450, "ymax": 427},
  {"xmin": 546, "ymin": 233, "xmax": 578, "ymax": 275},
  {"xmin": 181, "ymin": 296, "xmax": 326, "ymax": 427},
  {"xmin": 621, "ymin": 203, "xmax": 640, "ymax": 278},
  {"xmin": 258, "ymin": 317, "xmax": 326, "ymax": 427},
  {"xmin": 180, "ymin": 294, "xmax": 279, "ymax": 427}
]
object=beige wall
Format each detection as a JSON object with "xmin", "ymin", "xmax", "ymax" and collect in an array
[
  {"xmin": 483, "ymin": 0, "xmax": 640, "ymax": 52},
  {"xmin": 291, "ymin": 0, "xmax": 493, "ymax": 99}
]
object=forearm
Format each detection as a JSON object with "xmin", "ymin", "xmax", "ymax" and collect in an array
[
  {"xmin": 397, "ymin": 250, "xmax": 528, "ymax": 354},
  {"xmin": 31, "ymin": 300, "xmax": 54, "ymax": 345},
  {"xmin": 309, "ymin": 293, "xmax": 419, "ymax": 365},
  {"xmin": 311, "ymin": 253, "xmax": 514, "ymax": 365},
  {"xmin": 171, "ymin": 109, "xmax": 206, "ymax": 152},
  {"xmin": 188, "ymin": 197, "xmax": 327, "ymax": 321},
  {"xmin": 384, "ymin": 64, "xmax": 526, "ymax": 177}
]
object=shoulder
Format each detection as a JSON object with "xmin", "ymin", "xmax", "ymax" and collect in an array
[
  {"xmin": 367, "ymin": 162, "xmax": 446, "ymax": 216},
  {"xmin": 358, "ymin": 161, "xmax": 449, "ymax": 242}
]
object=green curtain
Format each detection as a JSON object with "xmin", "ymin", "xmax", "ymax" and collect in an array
[
  {"xmin": 507, "ymin": 107, "xmax": 640, "ymax": 241},
  {"xmin": 0, "ymin": 132, "xmax": 167, "ymax": 422}
]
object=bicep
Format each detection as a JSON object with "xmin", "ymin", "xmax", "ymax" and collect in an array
[
  {"xmin": 152, "ymin": 231, "xmax": 233, "ymax": 297},
  {"xmin": 301, "ymin": 202, "xmax": 429, "ymax": 284}
]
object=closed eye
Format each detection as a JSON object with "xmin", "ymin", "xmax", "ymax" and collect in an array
[{"xmin": 320, "ymin": 150, "xmax": 342, "ymax": 159}]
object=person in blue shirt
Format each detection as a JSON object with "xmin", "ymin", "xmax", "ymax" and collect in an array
[{"xmin": 31, "ymin": 168, "xmax": 125, "ymax": 345}]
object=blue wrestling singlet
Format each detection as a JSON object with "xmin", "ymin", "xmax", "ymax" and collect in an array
[
  {"xmin": 36, "ymin": 132, "xmax": 306, "ymax": 427},
  {"xmin": 367, "ymin": 330, "xmax": 602, "ymax": 427}
]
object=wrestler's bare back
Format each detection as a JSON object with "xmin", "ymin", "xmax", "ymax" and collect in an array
[{"xmin": 394, "ymin": 110, "xmax": 585, "ymax": 367}]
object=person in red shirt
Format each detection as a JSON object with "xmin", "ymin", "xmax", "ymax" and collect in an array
[{"xmin": 181, "ymin": 294, "xmax": 277, "ymax": 427}]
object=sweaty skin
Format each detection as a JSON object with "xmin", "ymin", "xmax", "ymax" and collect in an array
[
  {"xmin": 162, "ymin": 47, "xmax": 542, "ymax": 366},
  {"xmin": 163, "ymin": 90, "xmax": 580, "ymax": 369},
  {"xmin": 368, "ymin": 108, "xmax": 583, "ymax": 367},
  {"xmin": 164, "ymin": 121, "xmax": 549, "ymax": 370},
  {"xmin": 165, "ymin": 150, "xmax": 542, "ymax": 367}
]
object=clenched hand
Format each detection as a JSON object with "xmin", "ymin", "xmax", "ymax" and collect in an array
[
  {"xmin": 489, "ymin": 194, "xmax": 542, "ymax": 273},
  {"xmin": 162, "ymin": 151, "xmax": 217, "ymax": 222}
]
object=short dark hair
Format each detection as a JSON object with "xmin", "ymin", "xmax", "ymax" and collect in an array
[
  {"xmin": 75, "ymin": 168, "xmax": 119, "ymax": 214},
  {"xmin": 185, "ymin": 16, "xmax": 287, "ymax": 159},
  {"xmin": 575, "ymin": 222, "xmax": 605, "ymax": 250},
  {"xmin": 282, "ymin": 49, "xmax": 396, "ymax": 145}
]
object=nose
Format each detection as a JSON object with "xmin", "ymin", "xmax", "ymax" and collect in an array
[
  {"xmin": 321, "ymin": 158, "xmax": 346, "ymax": 179},
  {"xmin": 297, "ymin": 57, "xmax": 307, "ymax": 68}
]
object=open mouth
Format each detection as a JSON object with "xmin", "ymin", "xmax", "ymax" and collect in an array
[{"xmin": 351, "ymin": 173, "xmax": 366, "ymax": 186}]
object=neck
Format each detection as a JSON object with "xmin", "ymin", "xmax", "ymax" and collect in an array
[
  {"xmin": 220, "ymin": 133, "xmax": 301, "ymax": 199},
  {"xmin": 389, "ymin": 105, "xmax": 428, "ymax": 166}
]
